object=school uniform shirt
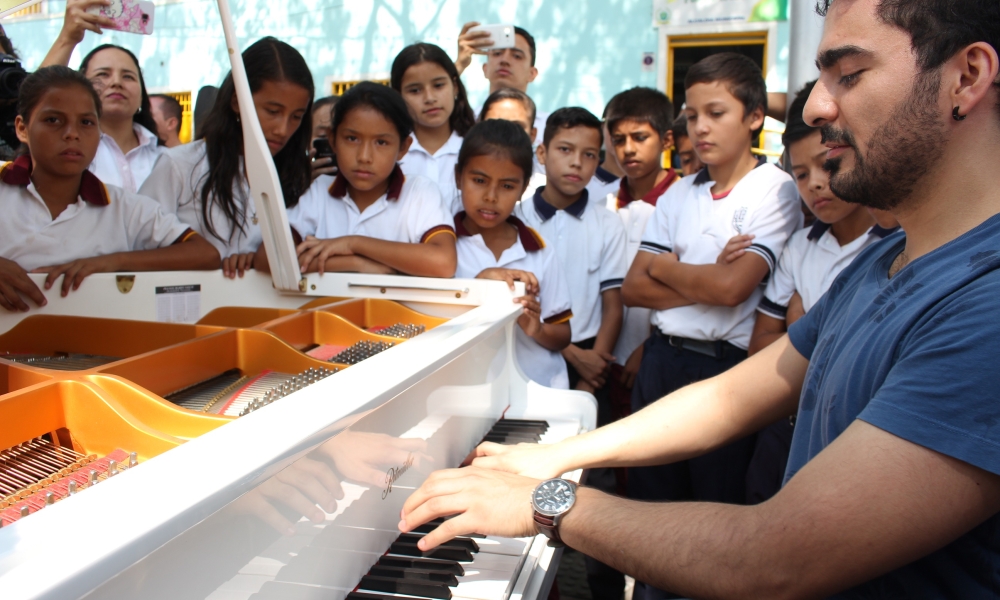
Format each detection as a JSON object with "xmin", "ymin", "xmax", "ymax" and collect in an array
[
  {"xmin": 0, "ymin": 155, "xmax": 192, "ymax": 271},
  {"xmin": 586, "ymin": 166, "xmax": 622, "ymax": 205},
  {"xmin": 454, "ymin": 212, "xmax": 573, "ymax": 389},
  {"xmin": 288, "ymin": 166, "xmax": 455, "ymax": 245},
  {"xmin": 140, "ymin": 140, "xmax": 260, "ymax": 259},
  {"xmin": 607, "ymin": 170, "xmax": 679, "ymax": 365},
  {"xmin": 89, "ymin": 123, "xmax": 164, "ymax": 194},
  {"xmin": 639, "ymin": 162, "xmax": 801, "ymax": 349},
  {"xmin": 399, "ymin": 131, "xmax": 463, "ymax": 215},
  {"xmin": 758, "ymin": 220, "xmax": 898, "ymax": 321},
  {"xmin": 516, "ymin": 189, "xmax": 628, "ymax": 343}
]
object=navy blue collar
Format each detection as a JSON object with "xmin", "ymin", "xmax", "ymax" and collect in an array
[
  {"xmin": 693, "ymin": 154, "xmax": 768, "ymax": 186},
  {"xmin": 807, "ymin": 219, "xmax": 901, "ymax": 241},
  {"xmin": 593, "ymin": 166, "xmax": 619, "ymax": 185},
  {"xmin": 532, "ymin": 187, "xmax": 589, "ymax": 222}
]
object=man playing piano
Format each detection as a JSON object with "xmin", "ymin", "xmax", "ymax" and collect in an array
[{"xmin": 400, "ymin": 0, "xmax": 1000, "ymax": 597}]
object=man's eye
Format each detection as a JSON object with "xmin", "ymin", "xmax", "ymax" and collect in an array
[{"xmin": 839, "ymin": 71, "xmax": 863, "ymax": 87}]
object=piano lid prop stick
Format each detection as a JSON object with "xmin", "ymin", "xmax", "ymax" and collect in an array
[{"xmin": 214, "ymin": 0, "xmax": 304, "ymax": 292}]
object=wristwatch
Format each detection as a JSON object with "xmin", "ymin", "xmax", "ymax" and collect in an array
[{"xmin": 531, "ymin": 478, "xmax": 578, "ymax": 547}]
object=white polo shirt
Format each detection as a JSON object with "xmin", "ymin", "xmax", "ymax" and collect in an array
[
  {"xmin": 399, "ymin": 131, "xmax": 463, "ymax": 216},
  {"xmin": 515, "ymin": 189, "xmax": 628, "ymax": 343},
  {"xmin": 606, "ymin": 170, "xmax": 680, "ymax": 365},
  {"xmin": 758, "ymin": 220, "xmax": 897, "ymax": 320},
  {"xmin": 89, "ymin": 123, "xmax": 164, "ymax": 194},
  {"xmin": 140, "ymin": 140, "xmax": 261, "ymax": 258},
  {"xmin": 288, "ymin": 167, "xmax": 455, "ymax": 245},
  {"xmin": 586, "ymin": 166, "xmax": 621, "ymax": 204},
  {"xmin": 639, "ymin": 161, "xmax": 801, "ymax": 349},
  {"xmin": 0, "ymin": 156, "xmax": 192, "ymax": 271},
  {"xmin": 454, "ymin": 212, "xmax": 572, "ymax": 389}
]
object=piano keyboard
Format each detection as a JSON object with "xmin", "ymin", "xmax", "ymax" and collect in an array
[
  {"xmin": 0, "ymin": 437, "xmax": 137, "ymax": 526},
  {"xmin": 165, "ymin": 367, "xmax": 338, "ymax": 416},
  {"xmin": 1, "ymin": 352, "xmax": 121, "ymax": 371},
  {"xmin": 206, "ymin": 419, "xmax": 571, "ymax": 600}
]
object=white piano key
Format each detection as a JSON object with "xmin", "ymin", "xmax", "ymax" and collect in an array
[
  {"xmin": 473, "ymin": 535, "xmax": 532, "ymax": 556},
  {"xmin": 537, "ymin": 419, "xmax": 581, "ymax": 445},
  {"xmin": 452, "ymin": 567, "xmax": 523, "ymax": 600}
]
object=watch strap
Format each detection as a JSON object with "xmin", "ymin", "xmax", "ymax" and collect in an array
[{"xmin": 533, "ymin": 511, "xmax": 564, "ymax": 547}]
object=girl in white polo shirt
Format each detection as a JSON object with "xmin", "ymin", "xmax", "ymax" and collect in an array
[
  {"xmin": 453, "ymin": 119, "xmax": 573, "ymax": 388},
  {"xmin": 285, "ymin": 83, "xmax": 457, "ymax": 278},
  {"xmin": 392, "ymin": 43, "xmax": 476, "ymax": 216},
  {"xmin": 0, "ymin": 66, "xmax": 219, "ymax": 312},
  {"xmin": 140, "ymin": 37, "xmax": 314, "ymax": 279}
]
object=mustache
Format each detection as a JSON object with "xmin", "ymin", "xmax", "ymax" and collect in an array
[{"xmin": 820, "ymin": 125, "xmax": 858, "ymax": 149}]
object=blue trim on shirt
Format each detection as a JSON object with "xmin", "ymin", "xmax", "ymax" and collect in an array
[{"xmin": 531, "ymin": 187, "xmax": 589, "ymax": 222}]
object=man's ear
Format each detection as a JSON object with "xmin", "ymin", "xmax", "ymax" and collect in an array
[
  {"xmin": 166, "ymin": 116, "xmax": 180, "ymax": 133},
  {"xmin": 397, "ymin": 134, "xmax": 414, "ymax": 160},
  {"xmin": 950, "ymin": 41, "xmax": 1000, "ymax": 120},
  {"xmin": 14, "ymin": 115, "xmax": 27, "ymax": 145},
  {"xmin": 527, "ymin": 66, "xmax": 538, "ymax": 85},
  {"xmin": 536, "ymin": 143, "xmax": 547, "ymax": 167}
]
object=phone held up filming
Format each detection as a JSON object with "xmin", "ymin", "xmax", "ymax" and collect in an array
[
  {"xmin": 468, "ymin": 24, "xmax": 516, "ymax": 50},
  {"xmin": 87, "ymin": 0, "xmax": 155, "ymax": 35}
]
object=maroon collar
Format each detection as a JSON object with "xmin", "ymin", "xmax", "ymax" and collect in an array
[
  {"xmin": 0, "ymin": 154, "xmax": 110, "ymax": 206},
  {"xmin": 616, "ymin": 168, "xmax": 678, "ymax": 209},
  {"xmin": 328, "ymin": 164, "xmax": 406, "ymax": 201},
  {"xmin": 454, "ymin": 211, "xmax": 544, "ymax": 252}
]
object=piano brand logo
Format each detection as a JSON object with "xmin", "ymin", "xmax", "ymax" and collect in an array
[{"xmin": 382, "ymin": 454, "xmax": 414, "ymax": 500}]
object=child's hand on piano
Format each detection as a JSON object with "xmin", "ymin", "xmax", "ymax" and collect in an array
[
  {"xmin": 398, "ymin": 466, "xmax": 538, "ymax": 551},
  {"xmin": 476, "ymin": 268, "xmax": 540, "ymax": 296},
  {"xmin": 516, "ymin": 295, "xmax": 542, "ymax": 338},
  {"xmin": 34, "ymin": 255, "xmax": 118, "ymax": 297},
  {"xmin": 222, "ymin": 252, "xmax": 256, "ymax": 279},
  {"xmin": 0, "ymin": 257, "xmax": 46, "ymax": 312},
  {"xmin": 296, "ymin": 235, "xmax": 356, "ymax": 274}
]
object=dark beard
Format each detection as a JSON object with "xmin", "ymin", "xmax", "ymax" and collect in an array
[{"xmin": 820, "ymin": 70, "xmax": 945, "ymax": 211}]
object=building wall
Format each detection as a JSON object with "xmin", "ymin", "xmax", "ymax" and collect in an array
[{"xmin": 3, "ymin": 0, "xmax": 679, "ymax": 117}]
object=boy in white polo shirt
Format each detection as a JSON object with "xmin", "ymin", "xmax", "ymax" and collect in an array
[
  {"xmin": 265, "ymin": 83, "xmax": 456, "ymax": 278},
  {"xmin": 742, "ymin": 81, "xmax": 894, "ymax": 504},
  {"xmin": 453, "ymin": 120, "xmax": 572, "ymax": 388},
  {"xmin": 0, "ymin": 66, "xmax": 219, "ymax": 311},
  {"xmin": 620, "ymin": 56, "xmax": 799, "ymax": 592}
]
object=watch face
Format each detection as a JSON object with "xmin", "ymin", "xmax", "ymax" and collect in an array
[{"xmin": 532, "ymin": 479, "xmax": 576, "ymax": 516}]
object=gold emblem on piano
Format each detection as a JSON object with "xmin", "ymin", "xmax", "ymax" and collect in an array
[
  {"xmin": 383, "ymin": 453, "xmax": 415, "ymax": 500},
  {"xmin": 116, "ymin": 275, "xmax": 135, "ymax": 294}
]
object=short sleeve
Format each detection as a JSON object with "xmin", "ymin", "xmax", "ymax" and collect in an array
[
  {"xmin": 859, "ymin": 278, "xmax": 1000, "ymax": 476},
  {"xmin": 638, "ymin": 184, "xmax": 679, "ymax": 255},
  {"xmin": 406, "ymin": 177, "xmax": 454, "ymax": 244},
  {"xmin": 743, "ymin": 176, "xmax": 802, "ymax": 274},
  {"xmin": 287, "ymin": 181, "xmax": 325, "ymax": 239},
  {"xmin": 599, "ymin": 212, "xmax": 628, "ymax": 291},
  {"xmin": 120, "ymin": 191, "xmax": 191, "ymax": 250},
  {"xmin": 759, "ymin": 238, "xmax": 799, "ymax": 320},
  {"xmin": 138, "ymin": 151, "xmax": 186, "ymax": 218},
  {"xmin": 538, "ymin": 248, "xmax": 573, "ymax": 324}
]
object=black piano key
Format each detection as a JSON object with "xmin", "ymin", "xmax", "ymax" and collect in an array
[
  {"xmin": 368, "ymin": 565, "xmax": 458, "ymax": 585},
  {"xmin": 490, "ymin": 422, "xmax": 548, "ymax": 433},
  {"xmin": 483, "ymin": 433, "xmax": 541, "ymax": 444},
  {"xmin": 377, "ymin": 556, "xmax": 465, "ymax": 576},
  {"xmin": 359, "ymin": 575, "xmax": 453, "ymax": 599},
  {"xmin": 410, "ymin": 522, "xmax": 485, "ymax": 538},
  {"xmin": 389, "ymin": 541, "xmax": 473, "ymax": 562},
  {"xmin": 397, "ymin": 533, "xmax": 479, "ymax": 553},
  {"xmin": 499, "ymin": 418, "xmax": 550, "ymax": 427}
]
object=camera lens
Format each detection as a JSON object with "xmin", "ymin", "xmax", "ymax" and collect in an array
[{"xmin": 0, "ymin": 63, "xmax": 24, "ymax": 99}]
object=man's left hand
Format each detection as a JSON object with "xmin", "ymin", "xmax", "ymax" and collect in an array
[{"xmin": 399, "ymin": 466, "xmax": 539, "ymax": 550}]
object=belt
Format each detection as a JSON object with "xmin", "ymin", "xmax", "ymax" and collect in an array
[{"xmin": 654, "ymin": 330, "xmax": 744, "ymax": 360}]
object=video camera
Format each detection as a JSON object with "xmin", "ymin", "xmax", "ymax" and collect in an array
[{"xmin": 0, "ymin": 51, "xmax": 27, "ymax": 152}]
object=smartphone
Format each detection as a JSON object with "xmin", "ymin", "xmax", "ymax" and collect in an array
[
  {"xmin": 87, "ymin": 0, "xmax": 155, "ymax": 35},
  {"xmin": 312, "ymin": 138, "xmax": 336, "ymax": 166},
  {"xmin": 468, "ymin": 24, "xmax": 516, "ymax": 50},
  {"xmin": 0, "ymin": 0, "xmax": 42, "ymax": 19}
]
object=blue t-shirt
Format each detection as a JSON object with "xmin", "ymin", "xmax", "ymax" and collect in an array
[{"xmin": 787, "ymin": 214, "xmax": 1000, "ymax": 598}]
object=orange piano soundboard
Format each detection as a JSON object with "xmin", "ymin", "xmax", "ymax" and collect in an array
[{"xmin": 0, "ymin": 298, "xmax": 447, "ymax": 528}]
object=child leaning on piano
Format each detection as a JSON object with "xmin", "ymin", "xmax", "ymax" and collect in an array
[
  {"xmin": 0, "ymin": 66, "xmax": 220, "ymax": 312},
  {"xmin": 453, "ymin": 119, "xmax": 573, "ymax": 389}
]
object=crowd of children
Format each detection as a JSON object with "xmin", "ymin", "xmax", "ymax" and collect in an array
[{"xmin": 0, "ymin": 9, "xmax": 915, "ymax": 600}]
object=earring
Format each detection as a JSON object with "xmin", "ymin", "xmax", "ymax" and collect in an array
[{"xmin": 953, "ymin": 107, "xmax": 966, "ymax": 121}]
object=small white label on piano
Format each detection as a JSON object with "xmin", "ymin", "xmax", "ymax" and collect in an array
[{"xmin": 155, "ymin": 285, "xmax": 202, "ymax": 323}]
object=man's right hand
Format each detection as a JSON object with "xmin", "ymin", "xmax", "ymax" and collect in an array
[
  {"xmin": 456, "ymin": 21, "xmax": 492, "ymax": 75},
  {"xmin": 0, "ymin": 257, "xmax": 46, "ymax": 312},
  {"xmin": 467, "ymin": 441, "xmax": 570, "ymax": 480}
]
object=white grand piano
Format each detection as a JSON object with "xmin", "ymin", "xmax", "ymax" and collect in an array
[{"xmin": 0, "ymin": 2, "xmax": 596, "ymax": 597}]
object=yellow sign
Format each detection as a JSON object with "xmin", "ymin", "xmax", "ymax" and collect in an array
[{"xmin": 0, "ymin": 0, "xmax": 42, "ymax": 18}]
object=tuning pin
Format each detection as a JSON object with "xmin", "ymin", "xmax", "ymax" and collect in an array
[
  {"xmin": 44, "ymin": 492, "xmax": 55, "ymax": 506},
  {"xmin": 68, "ymin": 481, "xmax": 77, "ymax": 495},
  {"xmin": 108, "ymin": 460, "xmax": 118, "ymax": 477},
  {"xmin": 19, "ymin": 506, "xmax": 28, "ymax": 518},
  {"xmin": 89, "ymin": 470, "xmax": 98, "ymax": 485},
  {"xmin": 129, "ymin": 452, "xmax": 138, "ymax": 468}
]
